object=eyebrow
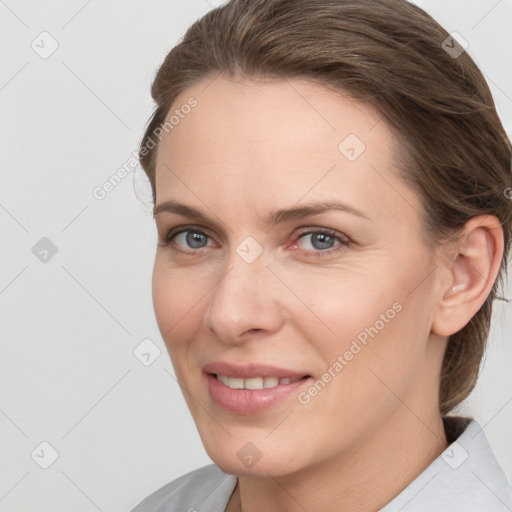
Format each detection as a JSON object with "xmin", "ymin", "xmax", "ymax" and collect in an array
[{"xmin": 153, "ymin": 199, "xmax": 372, "ymax": 227}]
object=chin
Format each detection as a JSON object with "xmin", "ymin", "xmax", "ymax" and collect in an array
[{"xmin": 204, "ymin": 441, "xmax": 306, "ymax": 478}]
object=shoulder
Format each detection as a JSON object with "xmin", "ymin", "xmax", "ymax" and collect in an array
[
  {"xmin": 131, "ymin": 463, "xmax": 237, "ymax": 512},
  {"xmin": 381, "ymin": 416, "xmax": 512, "ymax": 511}
]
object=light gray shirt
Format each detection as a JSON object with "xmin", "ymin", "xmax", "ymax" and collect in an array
[{"xmin": 131, "ymin": 416, "xmax": 512, "ymax": 511}]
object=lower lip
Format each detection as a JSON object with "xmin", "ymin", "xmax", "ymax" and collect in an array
[{"xmin": 205, "ymin": 373, "xmax": 312, "ymax": 414}]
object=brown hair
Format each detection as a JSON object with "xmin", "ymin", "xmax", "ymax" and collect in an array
[{"xmin": 139, "ymin": 0, "xmax": 512, "ymax": 415}]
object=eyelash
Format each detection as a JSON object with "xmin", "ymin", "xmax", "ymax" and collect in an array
[{"xmin": 159, "ymin": 225, "xmax": 351, "ymax": 258}]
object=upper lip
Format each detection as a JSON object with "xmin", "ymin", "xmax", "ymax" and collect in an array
[{"xmin": 203, "ymin": 361, "xmax": 310, "ymax": 379}]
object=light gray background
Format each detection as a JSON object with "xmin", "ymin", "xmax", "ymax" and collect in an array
[{"xmin": 1, "ymin": 1, "xmax": 511, "ymax": 511}]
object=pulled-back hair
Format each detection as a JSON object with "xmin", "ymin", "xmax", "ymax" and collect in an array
[{"xmin": 139, "ymin": 0, "xmax": 512, "ymax": 415}]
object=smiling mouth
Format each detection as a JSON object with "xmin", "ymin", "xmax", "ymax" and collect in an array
[{"xmin": 211, "ymin": 373, "xmax": 311, "ymax": 390}]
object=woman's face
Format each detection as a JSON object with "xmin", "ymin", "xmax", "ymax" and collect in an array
[{"xmin": 152, "ymin": 75, "xmax": 447, "ymax": 476}]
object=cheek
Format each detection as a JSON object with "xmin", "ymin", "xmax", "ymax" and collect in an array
[
  {"xmin": 151, "ymin": 261, "xmax": 205, "ymax": 346},
  {"xmin": 319, "ymin": 280, "xmax": 430, "ymax": 405},
  {"xmin": 303, "ymin": 262, "xmax": 425, "ymax": 376},
  {"xmin": 288, "ymin": 270, "xmax": 392, "ymax": 348}
]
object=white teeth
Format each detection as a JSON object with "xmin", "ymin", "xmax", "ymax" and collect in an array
[
  {"xmin": 244, "ymin": 377, "xmax": 263, "ymax": 390},
  {"xmin": 263, "ymin": 376, "xmax": 279, "ymax": 388},
  {"xmin": 228, "ymin": 377, "xmax": 244, "ymax": 389},
  {"xmin": 215, "ymin": 374, "xmax": 302, "ymax": 390}
]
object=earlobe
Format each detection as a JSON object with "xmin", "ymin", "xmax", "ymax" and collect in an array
[{"xmin": 431, "ymin": 216, "xmax": 504, "ymax": 337}]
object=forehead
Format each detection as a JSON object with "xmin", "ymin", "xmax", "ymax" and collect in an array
[
  {"xmin": 162, "ymin": 75, "xmax": 386, "ymax": 153},
  {"xmin": 152, "ymin": 75, "xmax": 421, "ymax": 230},
  {"xmin": 156, "ymin": 76, "xmax": 392, "ymax": 175}
]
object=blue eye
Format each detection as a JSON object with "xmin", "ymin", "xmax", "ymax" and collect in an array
[
  {"xmin": 297, "ymin": 231, "xmax": 337, "ymax": 250},
  {"xmin": 176, "ymin": 230, "xmax": 209, "ymax": 249},
  {"xmin": 295, "ymin": 229, "xmax": 350, "ymax": 256},
  {"xmin": 159, "ymin": 226, "xmax": 350, "ymax": 257},
  {"xmin": 160, "ymin": 228, "xmax": 212, "ymax": 251}
]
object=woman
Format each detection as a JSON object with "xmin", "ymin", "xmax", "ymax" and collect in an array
[{"xmin": 132, "ymin": 0, "xmax": 512, "ymax": 510}]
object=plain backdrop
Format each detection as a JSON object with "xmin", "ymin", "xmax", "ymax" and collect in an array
[{"xmin": 1, "ymin": 1, "xmax": 511, "ymax": 511}]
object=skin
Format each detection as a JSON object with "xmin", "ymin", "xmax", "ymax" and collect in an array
[{"xmin": 150, "ymin": 75, "xmax": 504, "ymax": 512}]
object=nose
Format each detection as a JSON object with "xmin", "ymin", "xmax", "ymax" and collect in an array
[{"xmin": 203, "ymin": 250, "xmax": 285, "ymax": 344}]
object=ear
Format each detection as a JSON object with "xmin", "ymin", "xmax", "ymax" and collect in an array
[{"xmin": 432, "ymin": 215, "xmax": 504, "ymax": 337}]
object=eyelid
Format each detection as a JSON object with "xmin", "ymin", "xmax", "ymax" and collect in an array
[{"xmin": 294, "ymin": 226, "xmax": 350, "ymax": 242}]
